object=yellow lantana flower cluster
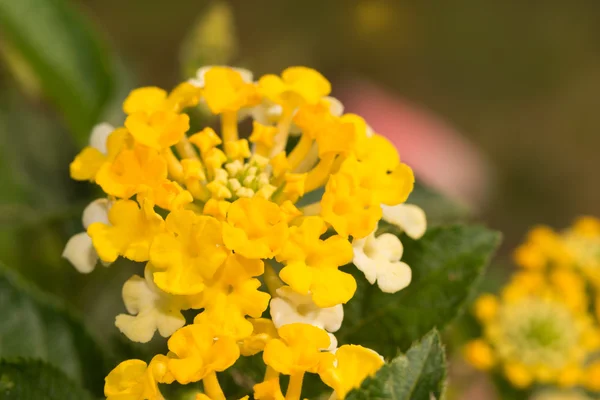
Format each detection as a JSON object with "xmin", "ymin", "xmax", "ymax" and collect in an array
[
  {"xmin": 514, "ymin": 217, "xmax": 600, "ymax": 289},
  {"xmin": 64, "ymin": 66, "xmax": 418, "ymax": 400},
  {"xmin": 464, "ymin": 217, "xmax": 600, "ymax": 393}
]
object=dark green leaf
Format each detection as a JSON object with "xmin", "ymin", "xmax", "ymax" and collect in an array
[
  {"xmin": 0, "ymin": 262, "xmax": 110, "ymax": 395},
  {"xmin": 0, "ymin": 359, "xmax": 93, "ymax": 400},
  {"xmin": 346, "ymin": 330, "xmax": 446, "ymax": 400},
  {"xmin": 338, "ymin": 225, "xmax": 501, "ymax": 357},
  {"xmin": 0, "ymin": 0, "xmax": 113, "ymax": 143}
]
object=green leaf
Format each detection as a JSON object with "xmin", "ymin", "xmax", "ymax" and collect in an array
[
  {"xmin": 346, "ymin": 330, "xmax": 446, "ymax": 400},
  {"xmin": 337, "ymin": 225, "xmax": 501, "ymax": 357},
  {"xmin": 0, "ymin": 0, "xmax": 113, "ymax": 143},
  {"xmin": 0, "ymin": 359, "xmax": 93, "ymax": 400},
  {"xmin": 0, "ymin": 262, "xmax": 110, "ymax": 395}
]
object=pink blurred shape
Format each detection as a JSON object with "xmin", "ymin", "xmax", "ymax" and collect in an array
[{"xmin": 337, "ymin": 80, "xmax": 491, "ymax": 207}]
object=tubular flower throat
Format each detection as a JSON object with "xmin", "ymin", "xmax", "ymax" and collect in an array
[{"xmin": 65, "ymin": 66, "xmax": 419, "ymax": 400}]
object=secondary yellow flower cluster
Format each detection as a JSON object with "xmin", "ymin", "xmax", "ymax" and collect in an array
[
  {"xmin": 514, "ymin": 217, "xmax": 600, "ymax": 289},
  {"xmin": 68, "ymin": 66, "xmax": 415, "ymax": 400},
  {"xmin": 464, "ymin": 217, "xmax": 600, "ymax": 393}
]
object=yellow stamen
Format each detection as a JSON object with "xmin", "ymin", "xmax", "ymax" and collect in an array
[
  {"xmin": 287, "ymin": 133, "xmax": 314, "ymax": 171},
  {"xmin": 203, "ymin": 371, "xmax": 226, "ymax": 400},
  {"xmin": 304, "ymin": 154, "xmax": 336, "ymax": 192},
  {"xmin": 221, "ymin": 111, "xmax": 238, "ymax": 143},
  {"xmin": 285, "ymin": 372, "xmax": 304, "ymax": 400}
]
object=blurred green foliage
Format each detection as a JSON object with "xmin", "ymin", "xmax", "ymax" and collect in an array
[{"xmin": 0, "ymin": 0, "xmax": 113, "ymax": 143}]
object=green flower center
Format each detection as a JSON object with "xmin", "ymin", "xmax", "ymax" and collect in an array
[{"xmin": 494, "ymin": 298, "xmax": 580, "ymax": 368}]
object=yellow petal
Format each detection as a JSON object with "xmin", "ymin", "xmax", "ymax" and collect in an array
[{"xmin": 69, "ymin": 146, "xmax": 105, "ymax": 181}]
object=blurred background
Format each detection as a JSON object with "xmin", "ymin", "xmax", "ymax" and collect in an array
[{"xmin": 1, "ymin": 0, "xmax": 599, "ymax": 398}]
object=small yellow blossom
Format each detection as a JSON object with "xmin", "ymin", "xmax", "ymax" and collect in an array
[
  {"xmin": 341, "ymin": 142, "xmax": 415, "ymax": 206},
  {"xmin": 123, "ymin": 84, "xmax": 200, "ymax": 150},
  {"xmin": 202, "ymin": 67, "xmax": 260, "ymax": 114},
  {"xmin": 318, "ymin": 345, "xmax": 384, "ymax": 400},
  {"xmin": 222, "ymin": 197, "xmax": 288, "ymax": 259},
  {"xmin": 277, "ymin": 216, "xmax": 355, "ymax": 307},
  {"xmin": 192, "ymin": 254, "xmax": 271, "ymax": 339},
  {"xmin": 70, "ymin": 147, "xmax": 106, "ymax": 181},
  {"xmin": 253, "ymin": 378, "xmax": 285, "ymax": 400},
  {"xmin": 249, "ymin": 121, "xmax": 278, "ymax": 154},
  {"xmin": 279, "ymin": 200, "xmax": 302, "ymax": 223},
  {"xmin": 70, "ymin": 127, "xmax": 130, "ymax": 182},
  {"xmin": 504, "ymin": 362, "xmax": 533, "ymax": 388},
  {"xmin": 282, "ymin": 173, "xmax": 307, "ymax": 201},
  {"xmin": 314, "ymin": 117, "xmax": 357, "ymax": 158},
  {"xmin": 240, "ymin": 318, "xmax": 279, "ymax": 357},
  {"xmin": 189, "ymin": 127, "xmax": 223, "ymax": 155},
  {"xmin": 137, "ymin": 181, "xmax": 193, "ymax": 211},
  {"xmin": 269, "ymin": 152, "xmax": 290, "ymax": 179},
  {"xmin": 259, "ymin": 67, "xmax": 331, "ymax": 109},
  {"xmin": 166, "ymin": 324, "xmax": 240, "ymax": 384},
  {"xmin": 150, "ymin": 210, "xmax": 229, "ymax": 295},
  {"xmin": 513, "ymin": 226, "xmax": 558, "ymax": 270},
  {"xmin": 88, "ymin": 199, "xmax": 164, "ymax": 263},
  {"xmin": 320, "ymin": 169, "xmax": 382, "ymax": 239},
  {"xmin": 203, "ymin": 198, "xmax": 231, "ymax": 220},
  {"xmin": 96, "ymin": 144, "xmax": 168, "ymax": 199},
  {"xmin": 292, "ymin": 101, "xmax": 336, "ymax": 139},
  {"xmin": 463, "ymin": 339, "xmax": 495, "ymax": 370},
  {"xmin": 125, "ymin": 110, "xmax": 189, "ymax": 150},
  {"xmin": 104, "ymin": 356, "xmax": 170, "ymax": 400},
  {"xmin": 263, "ymin": 323, "xmax": 330, "ymax": 375},
  {"xmin": 223, "ymin": 138, "xmax": 251, "ymax": 160},
  {"xmin": 473, "ymin": 294, "xmax": 499, "ymax": 322}
]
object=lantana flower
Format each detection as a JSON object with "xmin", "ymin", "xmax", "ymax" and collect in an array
[
  {"xmin": 65, "ymin": 65, "xmax": 425, "ymax": 400},
  {"xmin": 166, "ymin": 324, "xmax": 239, "ymax": 385}
]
